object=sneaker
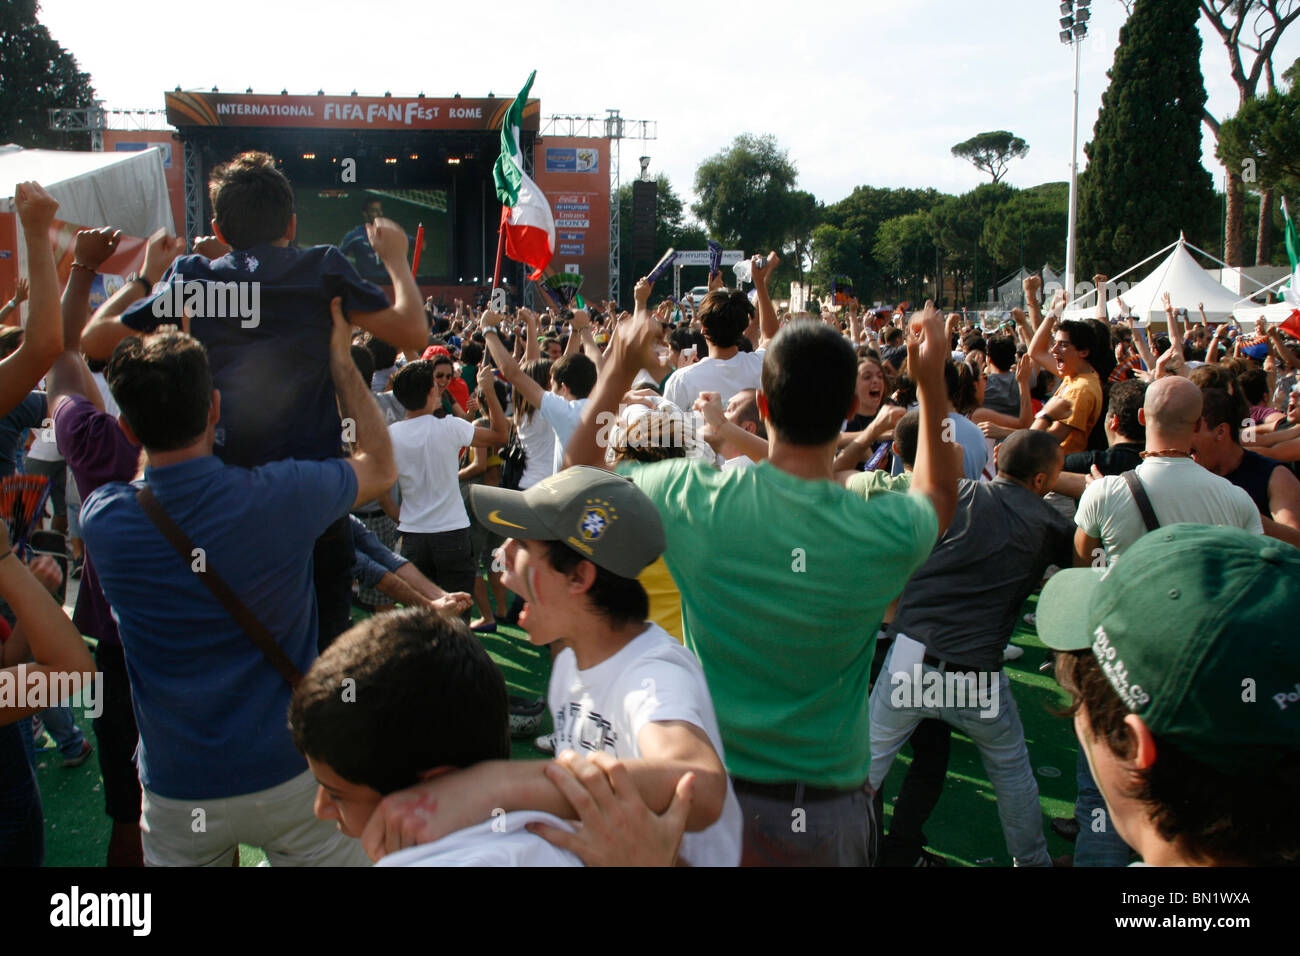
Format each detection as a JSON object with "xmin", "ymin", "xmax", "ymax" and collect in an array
[
  {"xmin": 534, "ymin": 733, "xmax": 556, "ymax": 754},
  {"xmin": 508, "ymin": 695, "xmax": 546, "ymax": 739},
  {"xmin": 1022, "ymin": 612, "xmax": 1037, "ymax": 627},
  {"xmin": 1002, "ymin": 644, "xmax": 1025, "ymax": 662},
  {"xmin": 914, "ymin": 849, "xmax": 947, "ymax": 867},
  {"xmin": 62, "ymin": 739, "xmax": 93, "ymax": 769}
]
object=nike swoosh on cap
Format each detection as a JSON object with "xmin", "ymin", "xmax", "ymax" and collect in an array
[{"xmin": 488, "ymin": 510, "xmax": 526, "ymax": 530}]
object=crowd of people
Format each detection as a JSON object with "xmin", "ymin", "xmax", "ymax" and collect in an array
[{"xmin": 1, "ymin": 150, "xmax": 1297, "ymax": 868}]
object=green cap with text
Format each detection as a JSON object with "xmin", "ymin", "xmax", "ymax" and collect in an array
[{"xmin": 1037, "ymin": 523, "xmax": 1300, "ymax": 774}]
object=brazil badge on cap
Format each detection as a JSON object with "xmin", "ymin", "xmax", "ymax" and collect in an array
[
  {"xmin": 470, "ymin": 466, "xmax": 665, "ymax": 580},
  {"xmin": 1037, "ymin": 524, "xmax": 1300, "ymax": 774}
]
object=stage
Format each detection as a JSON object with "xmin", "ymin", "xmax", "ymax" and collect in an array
[{"xmin": 165, "ymin": 91, "xmax": 541, "ymax": 307}]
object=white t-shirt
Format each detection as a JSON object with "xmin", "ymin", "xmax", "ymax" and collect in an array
[
  {"xmin": 516, "ymin": 410, "xmax": 557, "ymax": 490},
  {"xmin": 1076, "ymin": 456, "xmax": 1263, "ymax": 565},
  {"xmin": 375, "ymin": 811, "xmax": 580, "ymax": 867},
  {"xmin": 389, "ymin": 414, "xmax": 476, "ymax": 533},
  {"xmin": 548, "ymin": 622, "xmax": 743, "ymax": 867},
  {"xmin": 539, "ymin": 391, "xmax": 588, "ymax": 474},
  {"xmin": 662, "ymin": 350, "xmax": 765, "ymax": 412}
]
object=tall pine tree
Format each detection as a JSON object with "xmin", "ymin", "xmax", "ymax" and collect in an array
[
  {"xmin": 1077, "ymin": 0, "xmax": 1216, "ymax": 276},
  {"xmin": 0, "ymin": 1, "xmax": 96, "ymax": 149}
]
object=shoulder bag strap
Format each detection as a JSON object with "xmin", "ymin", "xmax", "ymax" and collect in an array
[
  {"xmin": 1121, "ymin": 470, "xmax": 1161, "ymax": 533},
  {"xmin": 135, "ymin": 485, "xmax": 302, "ymax": 687}
]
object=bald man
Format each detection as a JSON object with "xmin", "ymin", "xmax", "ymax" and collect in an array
[{"xmin": 1073, "ymin": 376, "xmax": 1262, "ymax": 569}]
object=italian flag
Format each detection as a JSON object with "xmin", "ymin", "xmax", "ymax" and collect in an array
[
  {"xmin": 1281, "ymin": 198, "xmax": 1300, "ymax": 340},
  {"xmin": 493, "ymin": 71, "xmax": 555, "ymax": 280}
]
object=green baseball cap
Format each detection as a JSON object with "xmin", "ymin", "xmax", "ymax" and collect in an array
[
  {"xmin": 1037, "ymin": 523, "xmax": 1300, "ymax": 774},
  {"xmin": 469, "ymin": 465, "xmax": 665, "ymax": 580}
]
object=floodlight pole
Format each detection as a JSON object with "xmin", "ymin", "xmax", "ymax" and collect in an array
[{"xmin": 1065, "ymin": 33, "xmax": 1082, "ymax": 305}]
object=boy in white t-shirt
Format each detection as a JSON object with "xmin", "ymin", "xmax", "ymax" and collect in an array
[
  {"xmin": 359, "ymin": 466, "xmax": 742, "ymax": 866},
  {"xmin": 289, "ymin": 607, "xmax": 691, "ymax": 866},
  {"xmin": 388, "ymin": 360, "xmax": 508, "ymax": 607}
]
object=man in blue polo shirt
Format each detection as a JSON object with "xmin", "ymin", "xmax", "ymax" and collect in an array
[
  {"xmin": 80, "ymin": 299, "xmax": 397, "ymax": 866},
  {"xmin": 81, "ymin": 151, "xmax": 426, "ymax": 649}
]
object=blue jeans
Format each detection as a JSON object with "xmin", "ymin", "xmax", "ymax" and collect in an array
[
  {"xmin": 40, "ymin": 704, "xmax": 86, "ymax": 760},
  {"xmin": 868, "ymin": 643, "xmax": 1051, "ymax": 866},
  {"xmin": 1073, "ymin": 750, "xmax": 1132, "ymax": 866}
]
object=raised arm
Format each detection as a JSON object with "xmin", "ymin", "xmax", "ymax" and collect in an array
[
  {"xmin": 1268, "ymin": 326, "xmax": 1300, "ymax": 372},
  {"xmin": 906, "ymin": 300, "xmax": 961, "ymax": 535},
  {"xmin": 480, "ymin": 311, "xmax": 545, "ymax": 410},
  {"xmin": 1093, "ymin": 275, "xmax": 1110, "ymax": 322},
  {"xmin": 0, "ymin": 520, "xmax": 95, "ymax": 725},
  {"xmin": 81, "ymin": 228, "xmax": 188, "ymax": 360},
  {"xmin": 751, "ymin": 252, "xmax": 780, "ymax": 347},
  {"xmin": 1028, "ymin": 288, "xmax": 1066, "ymax": 374},
  {"xmin": 47, "ymin": 228, "xmax": 123, "ymax": 414},
  {"xmin": 972, "ymin": 353, "xmax": 1035, "ymax": 429},
  {"xmin": 569, "ymin": 309, "xmax": 605, "ymax": 373},
  {"xmin": 349, "ymin": 217, "xmax": 426, "ymax": 353},
  {"xmin": 0, "ymin": 278, "xmax": 27, "ymax": 327},
  {"xmin": 1161, "ymin": 291, "xmax": 1186, "ymax": 361},
  {"xmin": 329, "ymin": 298, "xmax": 397, "ymax": 507},
  {"xmin": 0, "ymin": 183, "xmax": 62, "ymax": 418},
  {"xmin": 470, "ymin": 365, "xmax": 509, "ymax": 446},
  {"xmin": 522, "ymin": 307, "xmax": 541, "ymax": 363},
  {"xmin": 566, "ymin": 279, "xmax": 656, "ymax": 469}
]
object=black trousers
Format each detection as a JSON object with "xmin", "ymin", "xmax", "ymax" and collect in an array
[
  {"xmin": 94, "ymin": 643, "xmax": 142, "ymax": 824},
  {"xmin": 314, "ymin": 515, "xmax": 355, "ymax": 652},
  {"xmin": 399, "ymin": 527, "xmax": 475, "ymax": 620}
]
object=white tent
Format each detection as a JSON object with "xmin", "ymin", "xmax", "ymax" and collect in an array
[
  {"xmin": 1232, "ymin": 266, "xmax": 1300, "ymax": 327},
  {"xmin": 0, "ymin": 144, "xmax": 173, "ymax": 277},
  {"xmin": 1064, "ymin": 237, "xmax": 1262, "ymax": 326}
]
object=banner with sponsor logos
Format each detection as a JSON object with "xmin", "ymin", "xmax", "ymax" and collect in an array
[
  {"xmin": 532, "ymin": 136, "xmax": 609, "ymax": 301},
  {"xmin": 164, "ymin": 91, "xmax": 540, "ymax": 132}
]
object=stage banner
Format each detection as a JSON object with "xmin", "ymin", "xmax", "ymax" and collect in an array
[{"xmin": 165, "ymin": 92, "xmax": 540, "ymax": 132}]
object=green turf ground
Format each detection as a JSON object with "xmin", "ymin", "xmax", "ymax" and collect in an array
[{"xmin": 36, "ymin": 596, "xmax": 1081, "ymax": 867}]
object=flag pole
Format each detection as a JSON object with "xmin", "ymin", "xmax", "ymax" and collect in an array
[{"xmin": 490, "ymin": 207, "xmax": 509, "ymax": 303}]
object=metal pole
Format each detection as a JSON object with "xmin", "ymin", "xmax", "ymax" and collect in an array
[{"xmin": 1065, "ymin": 36, "xmax": 1082, "ymax": 304}]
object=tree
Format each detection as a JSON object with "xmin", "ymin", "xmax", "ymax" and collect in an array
[
  {"xmin": 1198, "ymin": 1, "xmax": 1300, "ymax": 265},
  {"xmin": 692, "ymin": 134, "xmax": 809, "ymax": 257},
  {"xmin": 875, "ymin": 213, "xmax": 937, "ymax": 304},
  {"xmin": 1077, "ymin": 0, "xmax": 1216, "ymax": 277},
  {"xmin": 808, "ymin": 224, "xmax": 866, "ymax": 297},
  {"xmin": 951, "ymin": 131, "xmax": 1030, "ymax": 184},
  {"xmin": 1216, "ymin": 82, "xmax": 1300, "ymax": 202},
  {"xmin": 981, "ymin": 183, "xmax": 1068, "ymax": 274},
  {"xmin": 820, "ymin": 185, "xmax": 946, "ymax": 300},
  {"xmin": 930, "ymin": 183, "xmax": 1014, "ymax": 304},
  {"xmin": 0, "ymin": 1, "xmax": 96, "ymax": 149}
]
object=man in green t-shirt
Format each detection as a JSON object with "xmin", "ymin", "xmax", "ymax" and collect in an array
[{"xmin": 566, "ymin": 279, "xmax": 959, "ymax": 866}]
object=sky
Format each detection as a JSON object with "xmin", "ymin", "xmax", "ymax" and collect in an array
[{"xmin": 37, "ymin": 0, "xmax": 1300, "ymax": 217}]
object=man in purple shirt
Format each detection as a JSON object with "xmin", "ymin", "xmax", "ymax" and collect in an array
[{"xmin": 47, "ymin": 227, "xmax": 145, "ymax": 866}]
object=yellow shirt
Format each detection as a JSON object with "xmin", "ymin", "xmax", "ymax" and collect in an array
[
  {"xmin": 1054, "ymin": 371, "xmax": 1103, "ymax": 454},
  {"xmin": 638, "ymin": 556, "xmax": 684, "ymax": 644}
]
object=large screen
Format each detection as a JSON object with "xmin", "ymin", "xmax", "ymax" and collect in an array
[{"xmin": 293, "ymin": 186, "xmax": 451, "ymax": 282}]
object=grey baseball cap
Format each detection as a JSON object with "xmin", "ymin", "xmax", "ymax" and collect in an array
[{"xmin": 469, "ymin": 465, "xmax": 665, "ymax": 579}]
